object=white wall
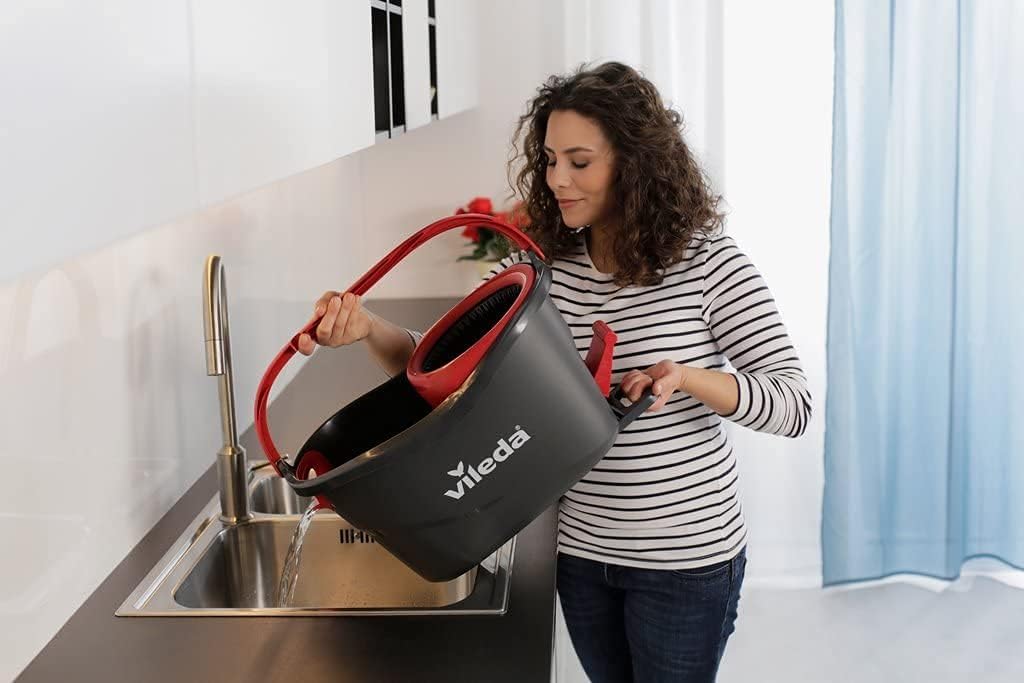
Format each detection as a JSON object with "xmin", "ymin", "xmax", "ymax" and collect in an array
[
  {"xmin": 562, "ymin": 0, "xmax": 726, "ymax": 191},
  {"xmin": 0, "ymin": 1, "xmax": 565, "ymax": 679},
  {"xmin": 722, "ymin": 0, "xmax": 834, "ymax": 587}
]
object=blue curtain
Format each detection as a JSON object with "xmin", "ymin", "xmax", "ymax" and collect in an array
[{"xmin": 824, "ymin": 0, "xmax": 1024, "ymax": 585}]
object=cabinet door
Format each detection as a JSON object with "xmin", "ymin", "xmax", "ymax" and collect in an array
[
  {"xmin": 435, "ymin": 0, "xmax": 479, "ymax": 119},
  {"xmin": 402, "ymin": 0, "xmax": 432, "ymax": 131},
  {"xmin": 193, "ymin": 0, "xmax": 373, "ymax": 205},
  {"xmin": 329, "ymin": 3, "xmax": 375, "ymax": 156},
  {"xmin": 0, "ymin": 0, "xmax": 195, "ymax": 280}
]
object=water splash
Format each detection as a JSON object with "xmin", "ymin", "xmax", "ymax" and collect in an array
[{"xmin": 276, "ymin": 499, "xmax": 320, "ymax": 607}]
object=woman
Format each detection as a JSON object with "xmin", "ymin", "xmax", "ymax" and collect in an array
[{"xmin": 298, "ymin": 62, "xmax": 811, "ymax": 682}]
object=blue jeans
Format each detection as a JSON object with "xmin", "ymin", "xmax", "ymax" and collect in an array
[{"xmin": 557, "ymin": 548, "xmax": 746, "ymax": 682}]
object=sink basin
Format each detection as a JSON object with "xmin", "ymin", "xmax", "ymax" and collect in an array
[
  {"xmin": 249, "ymin": 469, "xmax": 313, "ymax": 514},
  {"xmin": 117, "ymin": 468, "xmax": 514, "ymax": 616},
  {"xmin": 174, "ymin": 517, "xmax": 477, "ymax": 609}
]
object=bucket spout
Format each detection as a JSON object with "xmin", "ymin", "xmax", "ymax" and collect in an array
[{"xmin": 584, "ymin": 321, "xmax": 617, "ymax": 397}]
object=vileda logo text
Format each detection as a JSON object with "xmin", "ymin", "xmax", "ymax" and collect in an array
[{"xmin": 443, "ymin": 426, "xmax": 531, "ymax": 501}]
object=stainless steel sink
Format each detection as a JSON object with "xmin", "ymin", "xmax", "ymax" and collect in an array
[
  {"xmin": 249, "ymin": 470, "xmax": 314, "ymax": 514},
  {"xmin": 117, "ymin": 467, "xmax": 515, "ymax": 616}
]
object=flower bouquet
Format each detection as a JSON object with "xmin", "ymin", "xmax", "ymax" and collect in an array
[{"xmin": 456, "ymin": 196, "xmax": 529, "ymax": 262}]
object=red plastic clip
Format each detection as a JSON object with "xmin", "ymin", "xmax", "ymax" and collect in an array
[
  {"xmin": 295, "ymin": 450, "xmax": 335, "ymax": 512},
  {"xmin": 584, "ymin": 320, "xmax": 617, "ymax": 397}
]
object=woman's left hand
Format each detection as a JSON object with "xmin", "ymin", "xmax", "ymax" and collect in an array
[{"xmin": 620, "ymin": 360, "xmax": 686, "ymax": 412}]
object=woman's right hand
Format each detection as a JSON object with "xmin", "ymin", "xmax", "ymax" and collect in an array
[{"xmin": 297, "ymin": 291, "xmax": 373, "ymax": 356}]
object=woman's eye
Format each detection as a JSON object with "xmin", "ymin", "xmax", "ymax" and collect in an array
[{"xmin": 545, "ymin": 158, "xmax": 587, "ymax": 169}]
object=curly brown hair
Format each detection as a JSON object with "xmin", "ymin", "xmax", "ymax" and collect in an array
[{"xmin": 508, "ymin": 61, "xmax": 725, "ymax": 287}]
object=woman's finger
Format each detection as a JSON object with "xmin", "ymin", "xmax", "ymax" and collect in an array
[
  {"xmin": 314, "ymin": 290, "xmax": 337, "ymax": 318},
  {"xmin": 297, "ymin": 333, "xmax": 315, "ymax": 356},
  {"xmin": 648, "ymin": 393, "xmax": 669, "ymax": 412},
  {"xmin": 627, "ymin": 374, "xmax": 652, "ymax": 401},
  {"xmin": 316, "ymin": 295, "xmax": 341, "ymax": 344},
  {"xmin": 621, "ymin": 370, "xmax": 644, "ymax": 387},
  {"xmin": 330, "ymin": 293, "xmax": 355, "ymax": 345},
  {"xmin": 646, "ymin": 362, "xmax": 678, "ymax": 398}
]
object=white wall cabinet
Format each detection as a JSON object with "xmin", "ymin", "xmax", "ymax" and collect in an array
[
  {"xmin": 0, "ymin": 0, "xmax": 196, "ymax": 282},
  {"xmin": 372, "ymin": 0, "xmax": 477, "ymax": 136},
  {"xmin": 402, "ymin": 0, "xmax": 433, "ymax": 131},
  {"xmin": 1, "ymin": 0, "xmax": 479, "ymax": 282},
  {"xmin": 192, "ymin": 0, "xmax": 374, "ymax": 205},
  {"xmin": 329, "ymin": 2, "xmax": 377, "ymax": 162},
  {"xmin": 191, "ymin": 0, "xmax": 479, "ymax": 205},
  {"xmin": 435, "ymin": 0, "xmax": 479, "ymax": 119}
]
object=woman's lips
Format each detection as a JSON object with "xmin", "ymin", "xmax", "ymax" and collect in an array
[{"xmin": 558, "ymin": 199, "xmax": 580, "ymax": 208}]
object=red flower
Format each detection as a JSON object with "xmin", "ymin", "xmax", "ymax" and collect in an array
[
  {"xmin": 454, "ymin": 196, "xmax": 522, "ymax": 261},
  {"xmin": 456, "ymin": 197, "xmax": 497, "ymax": 243},
  {"xmin": 466, "ymin": 197, "xmax": 493, "ymax": 215}
]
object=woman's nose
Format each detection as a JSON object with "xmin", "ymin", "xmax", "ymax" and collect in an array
[{"xmin": 548, "ymin": 164, "xmax": 571, "ymax": 189}]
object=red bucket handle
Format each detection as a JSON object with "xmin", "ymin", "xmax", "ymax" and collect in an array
[{"xmin": 253, "ymin": 213, "xmax": 544, "ymax": 477}]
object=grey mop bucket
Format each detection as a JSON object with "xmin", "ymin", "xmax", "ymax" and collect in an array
[{"xmin": 258, "ymin": 214, "xmax": 654, "ymax": 582}]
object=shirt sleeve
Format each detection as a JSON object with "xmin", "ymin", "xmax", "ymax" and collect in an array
[{"xmin": 700, "ymin": 235, "xmax": 812, "ymax": 437}]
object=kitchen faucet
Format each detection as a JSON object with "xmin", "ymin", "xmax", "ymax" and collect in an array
[{"xmin": 202, "ymin": 255, "xmax": 252, "ymax": 524}]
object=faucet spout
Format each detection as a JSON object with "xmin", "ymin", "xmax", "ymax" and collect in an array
[
  {"xmin": 203, "ymin": 255, "xmax": 252, "ymax": 524},
  {"xmin": 203, "ymin": 256, "xmax": 227, "ymax": 376}
]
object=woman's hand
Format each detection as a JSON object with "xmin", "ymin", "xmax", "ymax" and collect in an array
[
  {"xmin": 297, "ymin": 291, "xmax": 373, "ymax": 356},
  {"xmin": 620, "ymin": 360, "xmax": 686, "ymax": 412}
]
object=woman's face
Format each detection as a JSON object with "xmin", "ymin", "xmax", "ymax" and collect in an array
[{"xmin": 544, "ymin": 109, "xmax": 616, "ymax": 229}]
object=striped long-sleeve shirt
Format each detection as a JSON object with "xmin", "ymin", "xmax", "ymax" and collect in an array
[{"xmin": 486, "ymin": 231, "xmax": 812, "ymax": 570}]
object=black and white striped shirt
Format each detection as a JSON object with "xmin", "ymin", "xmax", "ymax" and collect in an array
[{"xmin": 488, "ymin": 232, "xmax": 811, "ymax": 570}]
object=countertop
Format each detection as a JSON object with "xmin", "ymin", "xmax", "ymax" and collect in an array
[{"xmin": 17, "ymin": 298, "xmax": 558, "ymax": 683}]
